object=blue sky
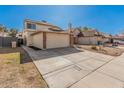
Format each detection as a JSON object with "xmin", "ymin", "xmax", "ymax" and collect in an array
[{"xmin": 0, "ymin": 5, "xmax": 124, "ymax": 34}]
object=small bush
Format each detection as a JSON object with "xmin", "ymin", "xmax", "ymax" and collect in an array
[{"xmin": 91, "ymin": 45, "xmax": 97, "ymax": 50}]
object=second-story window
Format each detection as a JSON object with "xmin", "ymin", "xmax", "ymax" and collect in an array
[{"xmin": 27, "ymin": 23, "xmax": 36, "ymax": 30}]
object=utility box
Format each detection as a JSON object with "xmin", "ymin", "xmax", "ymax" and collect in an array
[{"xmin": 12, "ymin": 41, "xmax": 17, "ymax": 48}]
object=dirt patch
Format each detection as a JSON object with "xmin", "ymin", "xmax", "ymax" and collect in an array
[
  {"xmin": 117, "ymin": 45, "xmax": 124, "ymax": 52},
  {"xmin": 0, "ymin": 47, "xmax": 47, "ymax": 88},
  {"xmin": 77, "ymin": 45, "xmax": 123, "ymax": 56}
]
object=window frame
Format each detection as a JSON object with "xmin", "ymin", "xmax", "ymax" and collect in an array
[{"xmin": 26, "ymin": 23, "xmax": 36, "ymax": 30}]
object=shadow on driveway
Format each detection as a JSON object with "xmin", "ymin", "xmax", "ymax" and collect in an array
[{"xmin": 23, "ymin": 46, "xmax": 84, "ymax": 62}]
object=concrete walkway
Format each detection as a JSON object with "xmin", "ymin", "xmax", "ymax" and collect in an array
[{"xmin": 22, "ymin": 46, "xmax": 124, "ymax": 88}]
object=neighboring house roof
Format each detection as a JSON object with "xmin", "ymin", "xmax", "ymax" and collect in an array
[
  {"xmin": 82, "ymin": 30, "xmax": 99, "ymax": 37},
  {"xmin": 25, "ymin": 19, "xmax": 62, "ymax": 30},
  {"xmin": 112, "ymin": 35, "xmax": 124, "ymax": 39},
  {"xmin": 71, "ymin": 28, "xmax": 82, "ymax": 37},
  {"xmin": 72, "ymin": 29, "xmax": 101, "ymax": 37},
  {"xmin": 98, "ymin": 32, "xmax": 111, "ymax": 38},
  {"xmin": 72, "ymin": 28, "xmax": 111, "ymax": 38},
  {"xmin": 0, "ymin": 32, "xmax": 9, "ymax": 37},
  {"xmin": 31, "ymin": 30, "xmax": 69, "ymax": 36}
]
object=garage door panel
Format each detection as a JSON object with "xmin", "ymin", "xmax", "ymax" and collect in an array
[{"xmin": 46, "ymin": 33, "xmax": 69, "ymax": 49}]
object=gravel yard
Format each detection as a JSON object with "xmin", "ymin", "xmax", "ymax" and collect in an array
[{"xmin": 76, "ymin": 45, "xmax": 123, "ymax": 56}]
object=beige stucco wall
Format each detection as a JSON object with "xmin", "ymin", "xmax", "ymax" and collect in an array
[
  {"xmin": 23, "ymin": 31, "xmax": 34, "ymax": 46},
  {"xmin": 32, "ymin": 32, "xmax": 43, "ymax": 49},
  {"xmin": 78, "ymin": 37, "xmax": 98, "ymax": 45},
  {"xmin": 46, "ymin": 33, "xmax": 70, "ymax": 49},
  {"xmin": 36, "ymin": 24, "xmax": 52, "ymax": 31}
]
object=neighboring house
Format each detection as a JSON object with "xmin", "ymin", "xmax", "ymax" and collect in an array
[
  {"xmin": 112, "ymin": 34, "xmax": 124, "ymax": 40},
  {"xmin": 72, "ymin": 28, "xmax": 111, "ymax": 45},
  {"xmin": 23, "ymin": 19, "xmax": 73, "ymax": 49},
  {"xmin": 16, "ymin": 32, "xmax": 23, "ymax": 39},
  {"xmin": 97, "ymin": 32, "xmax": 112, "ymax": 43},
  {"xmin": 112, "ymin": 34, "xmax": 124, "ymax": 44},
  {"xmin": 0, "ymin": 32, "xmax": 9, "ymax": 37},
  {"xmin": 16, "ymin": 32, "xmax": 23, "ymax": 46},
  {"xmin": 71, "ymin": 28, "xmax": 81, "ymax": 44}
]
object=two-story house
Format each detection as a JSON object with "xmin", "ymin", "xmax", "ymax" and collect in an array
[{"xmin": 23, "ymin": 19, "xmax": 72, "ymax": 49}]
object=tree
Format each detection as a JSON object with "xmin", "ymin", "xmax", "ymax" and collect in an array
[
  {"xmin": 83, "ymin": 26, "xmax": 89, "ymax": 31},
  {"xmin": 0, "ymin": 24, "xmax": 8, "ymax": 32},
  {"xmin": 9, "ymin": 28, "xmax": 18, "ymax": 37},
  {"xmin": 0, "ymin": 25, "xmax": 3, "ymax": 32},
  {"xmin": 80, "ymin": 26, "xmax": 93, "ymax": 32}
]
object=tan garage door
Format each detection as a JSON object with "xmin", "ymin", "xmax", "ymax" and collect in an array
[
  {"xmin": 32, "ymin": 32, "xmax": 43, "ymax": 49},
  {"xmin": 46, "ymin": 33, "xmax": 70, "ymax": 49}
]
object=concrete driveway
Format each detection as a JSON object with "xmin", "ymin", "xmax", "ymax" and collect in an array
[{"xmin": 23, "ymin": 46, "xmax": 124, "ymax": 88}]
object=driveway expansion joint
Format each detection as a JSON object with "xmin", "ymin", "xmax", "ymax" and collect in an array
[
  {"xmin": 67, "ymin": 56, "xmax": 116, "ymax": 88},
  {"xmin": 22, "ymin": 45, "xmax": 124, "ymax": 88}
]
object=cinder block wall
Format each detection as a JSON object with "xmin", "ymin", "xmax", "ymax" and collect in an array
[{"xmin": 0, "ymin": 37, "xmax": 18, "ymax": 47}]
